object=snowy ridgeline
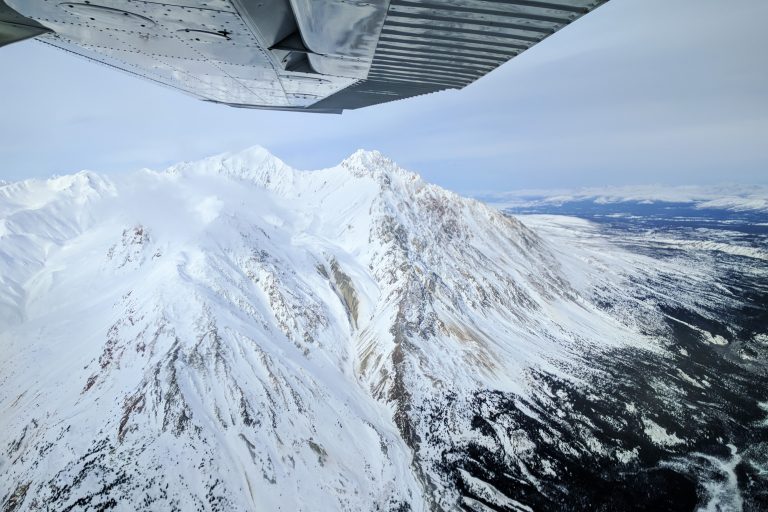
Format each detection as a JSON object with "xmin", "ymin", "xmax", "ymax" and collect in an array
[{"xmin": 1, "ymin": 147, "xmax": 766, "ymax": 511}]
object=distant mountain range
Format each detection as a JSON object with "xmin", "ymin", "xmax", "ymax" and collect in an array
[
  {"xmin": 1, "ymin": 148, "xmax": 766, "ymax": 511},
  {"xmin": 476, "ymin": 184, "xmax": 768, "ymax": 214}
]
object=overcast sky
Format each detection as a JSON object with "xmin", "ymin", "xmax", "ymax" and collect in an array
[{"xmin": 1, "ymin": 0, "xmax": 766, "ymax": 194}]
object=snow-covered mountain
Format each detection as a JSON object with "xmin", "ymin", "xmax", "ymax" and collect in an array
[{"xmin": 1, "ymin": 148, "xmax": 766, "ymax": 511}]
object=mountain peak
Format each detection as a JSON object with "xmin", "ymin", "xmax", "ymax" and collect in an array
[
  {"xmin": 165, "ymin": 144, "xmax": 292, "ymax": 186},
  {"xmin": 340, "ymin": 149, "xmax": 419, "ymax": 184},
  {"xmin": 2, "ymin": 146, "xmax": 762, "ymax": 511},
  {"xmin": 223, "ymin": 144, "xmax": 275, "ymax": 163}
]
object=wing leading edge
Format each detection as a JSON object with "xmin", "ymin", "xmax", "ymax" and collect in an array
[{"xmin": 1, "ymin": 0, "xmax": 608, "ymax": 113}]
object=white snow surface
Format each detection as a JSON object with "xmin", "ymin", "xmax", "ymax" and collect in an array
[{"xmin": 0, "ymin": 147, "xmax": 709, "ymax": 510}]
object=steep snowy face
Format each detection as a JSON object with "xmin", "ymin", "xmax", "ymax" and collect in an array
[
  {"xmin": 1, "ymin": 148, "xmax": 766, "ymax": 511},
  {"xmin": 0, "ymin": 148, "xmax": 429, "ymax": 511}
]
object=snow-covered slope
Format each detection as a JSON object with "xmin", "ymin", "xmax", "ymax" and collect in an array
[{"xmin": 1, "ymin": 148, "xmax": 766, "ymax": 511}]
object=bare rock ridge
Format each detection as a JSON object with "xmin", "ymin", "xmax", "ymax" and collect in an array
[{"xmin": 1, "ymin": 147, "xmax": 766, "ymax": 511}]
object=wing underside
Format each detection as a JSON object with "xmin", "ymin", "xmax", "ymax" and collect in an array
[{"xmin": 1, "ymin": 0, "xmax": 607, "ymax": 113}]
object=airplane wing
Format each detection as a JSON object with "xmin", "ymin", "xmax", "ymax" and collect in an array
[{"xmin": 1, "ymin": 0, "xmax": 608, "ymax": 113}]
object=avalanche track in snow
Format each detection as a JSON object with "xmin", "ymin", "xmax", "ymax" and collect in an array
[{"xmin": 1, "ymin": 147, "xmax": 766, "ymax": 511}]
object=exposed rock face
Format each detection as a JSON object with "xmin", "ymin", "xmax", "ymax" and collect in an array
[{"xmin": 1, "ymin": 147, "xmax": 766, "ymax": 511}]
